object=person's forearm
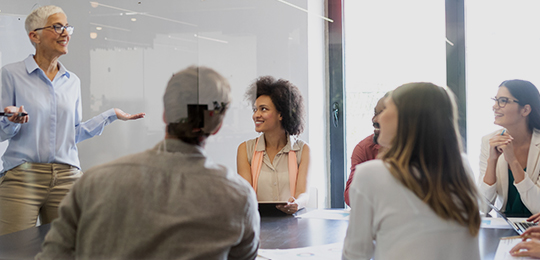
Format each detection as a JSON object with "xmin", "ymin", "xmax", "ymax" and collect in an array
[
  {"xmin": 508, "ymin": 159, "xmax": 526, "ymax": 184},
  {"xmin": 483, "ymin": 159, "xmax": 498, "ymax": 185}
]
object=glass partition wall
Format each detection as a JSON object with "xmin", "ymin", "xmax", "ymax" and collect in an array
[{"xmin": 0, "ymin": 0, "xmax": 329, "ymax": 207}]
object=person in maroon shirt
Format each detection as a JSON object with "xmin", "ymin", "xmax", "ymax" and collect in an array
[{"xmin": 344, "ymin": 94, "xmax": 388, "ymax": 206}]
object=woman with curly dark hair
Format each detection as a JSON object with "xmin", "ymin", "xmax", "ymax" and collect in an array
[{"xmin": 236, "ymin": 76, "xmax": 310, "ymax": 215}]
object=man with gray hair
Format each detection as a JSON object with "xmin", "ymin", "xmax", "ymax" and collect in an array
[{"xmin": 36, "ymin": 66, "xmax": 260, "ymax": 260}]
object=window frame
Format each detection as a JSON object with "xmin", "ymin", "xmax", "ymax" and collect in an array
[{"xmin": 328, "ymin": 0, "xmax": 467, "ymax": 208}]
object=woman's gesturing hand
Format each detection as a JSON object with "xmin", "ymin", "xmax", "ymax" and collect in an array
[{"xmin": 114, "ymin": 108, "xmax": 145, "ymax": 121}]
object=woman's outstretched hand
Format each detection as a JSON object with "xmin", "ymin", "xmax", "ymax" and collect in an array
[{"xmin": 114, "ymin": 108, "xmax": 145, "ymax": 121}]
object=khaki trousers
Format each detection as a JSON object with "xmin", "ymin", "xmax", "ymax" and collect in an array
[{"xmin": 0, "ymin": 162, "xmax": 82, "ymax": 235}]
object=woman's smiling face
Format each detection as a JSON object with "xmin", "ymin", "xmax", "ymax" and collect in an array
[
  {"xmin": 34, "ymin": 13, "xmax": 70, "ymax": 56},
  {"xmin": 252, "ymin": 95, "xmax": 282, "ymax": 133},
  {"xmin": 493, "ymin": 86, "xmax": 528, "ymax": 128}
]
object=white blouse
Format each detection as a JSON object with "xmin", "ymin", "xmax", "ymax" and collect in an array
[
  {"xmin": 246, "ymin": 133, "xmax": 305, "ymax": 202},
  {"xmin": 343, "ymin": 159, "xmax": 480, "ymax": 260}
]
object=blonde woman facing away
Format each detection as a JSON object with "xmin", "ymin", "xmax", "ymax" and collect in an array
[
  {"xmin": 342, "ymin": 83, "xmax": 481, "ymax": 260},
  {"xmin": 236, "ymin": 76, "xmax": 310, "ymax": 215}
]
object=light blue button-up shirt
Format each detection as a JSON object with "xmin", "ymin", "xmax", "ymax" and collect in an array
[{"xmin": 0, "ymin": 55, "xmax": 117, "ymax": 175}]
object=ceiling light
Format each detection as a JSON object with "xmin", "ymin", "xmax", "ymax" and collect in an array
[
  {"xmin": 194, "ymin": 34, "xmax": 228, "ymax": 44},
  {"xmin": 90, "ymin": 2, "xmax": 196, "ymax": 27},
  {"xmin": 90, "ymin": 32, "xmax": 98, "ymax": 39},
  {"xmin": 276, "ymin": 0, "xmax": 333, "ymax": 22},
  {"xmin": 90, "ymin": 22, "xmax": 131, "ymax": 32},
  {"xmin": 96, "ymin": 27, "xmax": 102, "ymax": 30}
]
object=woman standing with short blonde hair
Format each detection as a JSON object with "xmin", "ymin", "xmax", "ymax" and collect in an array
[{"xmin": 0, "ymin": 5, "xmax": 144, "ymax": 235}]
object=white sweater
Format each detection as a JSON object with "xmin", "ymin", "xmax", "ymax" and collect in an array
[{"xmin": 342, "ymin": 160, "xmax": 480, "ymax": 260}]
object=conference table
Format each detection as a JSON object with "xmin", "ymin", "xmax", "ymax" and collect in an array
[{"xmin": 0, "ymin": 209, "xmax": 518, "ymax": 260}]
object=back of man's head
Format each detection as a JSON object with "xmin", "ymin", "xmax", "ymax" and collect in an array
[{"xmin": 163, "ymin": 66, "xmax": 231, "ymax": 145}]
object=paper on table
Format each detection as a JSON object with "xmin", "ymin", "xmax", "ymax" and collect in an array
[
  {"xmin": 508, "ymin": 217, "xmax": 532, "ymax": 223},
  {"xmin": 494, "ymin": 237, "xmax": 536, "ymax": 260},
  {"xmin": 256, "ymin": 242, "xmax": 343, "ymax": 260},
  {"xmin": 481, "ymin": 217, "xmax": 512, "ymax": 229},
  {"xmin": 295, "ymin": 209, "xmax": 350, "ymax": 220}
]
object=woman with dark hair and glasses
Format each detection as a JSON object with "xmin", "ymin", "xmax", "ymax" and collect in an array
[
  {"xmin": 0, "ymin": 5, "xmax": 144, "ymax": 235},
  {"xmin": 479, "ymin": 79, "xmax": 540, "ymax": 218}
]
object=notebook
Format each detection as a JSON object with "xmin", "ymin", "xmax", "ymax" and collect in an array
[
  {"xmin": 487, "ymin": 201, "xmax": 537, "ymax": 235},
  {"xmin": 258, "ymin": 201, "xmax": 288, "ymax": 216}
]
